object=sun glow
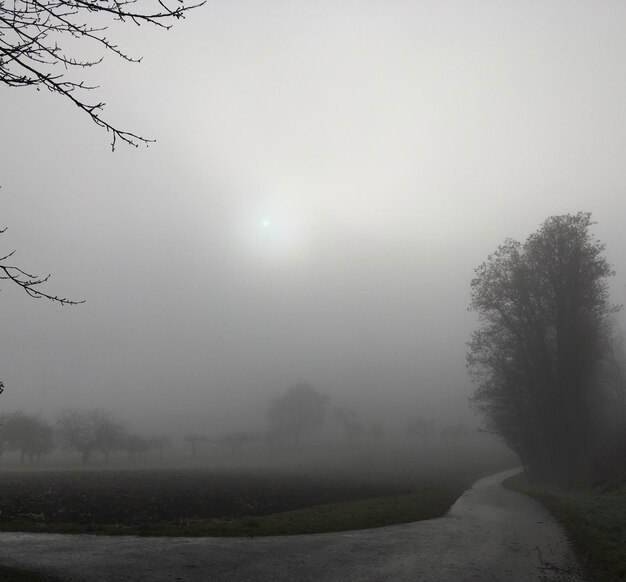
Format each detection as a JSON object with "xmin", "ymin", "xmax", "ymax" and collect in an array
[{"xmin": 234, "ymin": 203, "xmax": 311, "ymax": 265}]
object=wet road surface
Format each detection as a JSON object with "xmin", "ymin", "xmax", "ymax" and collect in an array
[{"xmin": 0, "ymin": 469, "xmax": 588, "ymax": 581}]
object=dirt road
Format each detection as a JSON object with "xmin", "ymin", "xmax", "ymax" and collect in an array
[{"xmin": 0, "ymin": 469, "xmax": 587, "ymax": 581}]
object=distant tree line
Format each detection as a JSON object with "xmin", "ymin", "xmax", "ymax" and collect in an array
[
  {"xmin": 0, "ymin": 411, "xmax": 53, "ymax": 463},
  {"xmin": 0, "ymin": 408, "xmax": 167, "ymax": 464},
  {"xmin": 468, "ymin": 213, "xmax": 626, "ymax": 487},
  {"xmin": 0, "ymin": 385, "xmax": 472, "ymax": 465},
  {"xmin": 182, "ymin": 383, "xmax": 391, "ymax": 456}
]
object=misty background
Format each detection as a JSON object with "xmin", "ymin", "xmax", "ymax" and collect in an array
[{"xmin": 2, "ymin": 0, "xmax": 626, "ymax": 439}]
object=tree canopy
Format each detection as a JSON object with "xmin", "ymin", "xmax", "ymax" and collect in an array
[
  {"xmin": 468, "ymin": 212, "xmax": 617, "ymax": 486},
  {"xmin": 268, "ymin": 383, "xmax": 329, "ymax": 445}
]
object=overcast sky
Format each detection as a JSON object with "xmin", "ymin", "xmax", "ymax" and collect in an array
[{"xmin": 2, "ymin": 0, "xmax": 626, "ymax": 435}]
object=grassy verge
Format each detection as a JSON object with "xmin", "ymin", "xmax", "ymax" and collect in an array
[
  {"xmin": 504, "ymin": 473, "xmax": 626, "ymax": 582},
  {"xmin": 0, "ymin": 481, "xmax": 468, "ymax": 538}
]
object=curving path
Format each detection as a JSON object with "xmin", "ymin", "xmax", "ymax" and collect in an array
[{"xmin": 0, "ymin": 469, "xmax": 588, "ymax": 581}]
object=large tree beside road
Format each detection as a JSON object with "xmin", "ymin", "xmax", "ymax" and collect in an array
[{"xmin": 468, "ymin": 213, "xmax": 617, "ymax": 487}]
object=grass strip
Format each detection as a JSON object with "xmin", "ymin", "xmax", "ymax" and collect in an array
[
  {"xmin": 0, "ymin": 482, "xmax": 468, "ymax": 538},
  {"xmin": 504, "ymin": 473, "xmax": 626, "ymax": 582}
]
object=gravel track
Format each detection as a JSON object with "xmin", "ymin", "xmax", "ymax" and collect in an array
[{"xmin": 0, "ymin": 469, "xmax": 588, "ymax": 581}]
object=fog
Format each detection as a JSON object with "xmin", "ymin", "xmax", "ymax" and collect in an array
[{"xmin": 2, "ymin": 0, "xmax": 626, "ymax": 442}]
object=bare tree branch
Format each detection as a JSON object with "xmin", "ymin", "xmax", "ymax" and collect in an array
[
  {"xmin": 0, "ymin": 228, "xmax": 84, "ymax": 305},
  {"xmin": 0, "ymin": 0, "xmax": 204, "ymax": 149}
]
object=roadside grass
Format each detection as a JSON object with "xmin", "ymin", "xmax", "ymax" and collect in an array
[
  {"xmin": 504, "ymin": 473, "xmax": 626, "ymax": 582},
  {"xmin": 0, "ymin": 480, "xmax": 469, "ymax": 537}
]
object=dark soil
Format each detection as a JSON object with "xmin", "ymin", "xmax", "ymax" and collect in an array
[{"xmin": 0, "ymin": 469, "xmax": 413, "ymax": 526}]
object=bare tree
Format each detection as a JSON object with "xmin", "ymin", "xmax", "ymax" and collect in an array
[
  {"xmin": 4, "ymin": 411, "xmax": 55, "ymax": 463},
  {"xmin": 183, "ymin": 432, "xmax": 207, "ymax": 457},
  {"xmin": 1, "ymin": 0, "xmax": 204, "ymax": 149},
  {"xmin": 268, "ymin": 383, "xmax": 329, "ymax": 445},
  {"xmin": 151, "ymin": 435, "xmax": 169, "ymax": 460},
  {"xmin": 96, "ymin": 413, "xmax": 127, "ymax": 462},
  {"xmin": 0, "ymin": 412, "xmax": 12, "ymax": 461},
  {"xmin": 121, "ymin": 433, "xmax": 152, "ymax": 460},
  {"xmin": 57, "ymin": 408, "xmax": 125, "ymax": 463}
]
